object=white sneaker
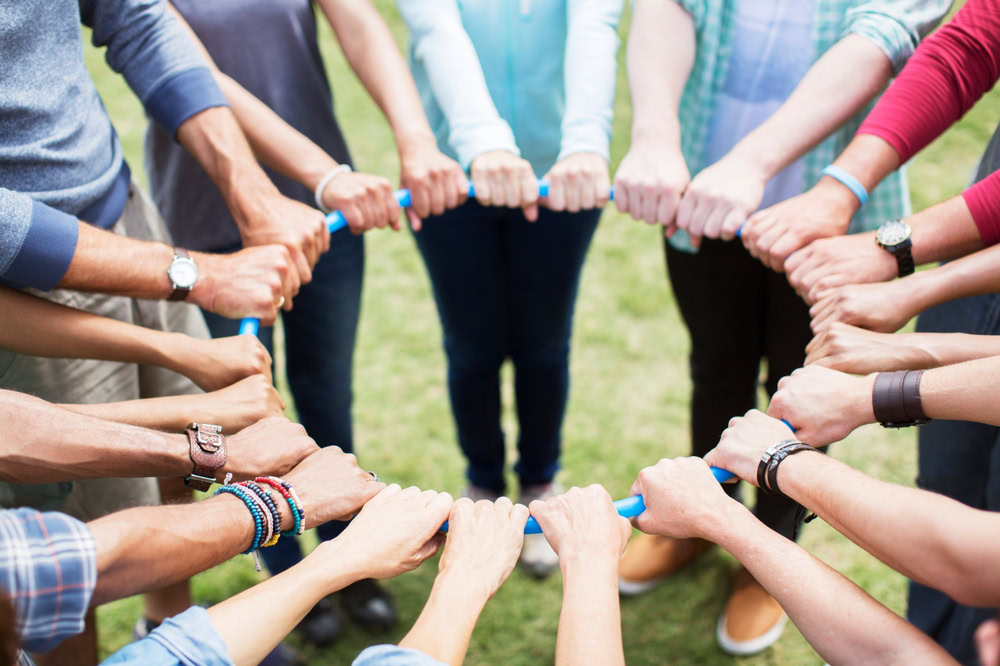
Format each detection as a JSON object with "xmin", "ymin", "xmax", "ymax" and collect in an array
[
  {"xmin": 518, "ymin": 483, "xmax": 561, "ymax": 578},
  {"xmin": 462, "ymin": 485, "xmax": 502, "ymax": 502}
]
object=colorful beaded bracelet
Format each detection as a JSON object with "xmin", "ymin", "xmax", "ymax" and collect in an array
[
  {"xmin": 216, "ymin": 484, "xmax": 265, "ymax": 555},
  {"xmin": 256, "ymin": 476, "xmax": 304, "ymax": 537},
  {"xmin": 243, "ymin": 481, "xmax": 282, "ymax": 548}
]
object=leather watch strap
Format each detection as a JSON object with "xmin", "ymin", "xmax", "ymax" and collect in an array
[
  {"xmin": 893, "ymin": 240, "xmax": 915, "ymax": 277},
  {"xmin": 168, "ymin": 248, "xmax": 192, "ymax": 302},
  {"xmin": 185, "ymin": 423, "xmax": 227, "ymax": 491}
]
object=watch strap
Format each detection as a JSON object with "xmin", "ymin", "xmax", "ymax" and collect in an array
[
  {"xmin": 185, "ymin": 423, "xmax": 227, "ymax": 491},
  {"xmin": 872, "ymin": 370, "xmax": 929, "ymax": 428},
  {"xmin": 168, "ymin": 247, "xmax": 193, "ymax": 302},
  {"xmin": 889, "ymin": 238, "xmax": 915, "ymax": 277}
]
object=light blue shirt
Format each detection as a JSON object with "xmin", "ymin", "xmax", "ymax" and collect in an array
[
  {"xmin": 353, "ymin": 645, "xmax": 448, "ymax": 666},
  {"xmin": 397, "ymin": 0, "xmax": 624, "ymax": 177},
  {"xmin": 102, "ymin": 607, "xmax": 233, "ymax": 666}
]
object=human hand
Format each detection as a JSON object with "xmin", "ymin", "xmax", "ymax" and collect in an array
[
  {"xmin": 785, "ymin": 231, "xmax": 897, "ymax": 304},
  {"xmin": 741, "ymin": 178, "xmax": 858, "ymax": 273},
  {"xmin": 191, "ymin": 245, "xmax": 296, "ymax": 325},
  {"xmin": 631, "ymin": 457, "xmax": 736, "ymax": 540},
  {"xmin": 613, "ymin": 144, "xmax": 689, "ymax": 233},
  {"xmin": 542, "ymin": 152, "xmax": 610, "ymax": 213},
  {"xmin": 400, "ymin": 140, "xmax": 468, "ymax": 231},
  {"xmin": 676, "ymin": 155, "xmax": 766, "ymax": 248},
  {"xmin": 767, "ymin": 367, "xmax": 875, "ymax": 446},
  {"xmin": 322, "ymin": 170, "xmax": 401, "ymax": 234},
  {"xmin": 805, "ymin": 322, "xmax": 937, "ymax": 374},
  {"xmin": 191, "ymin": 375, "xmax": 285, "ymax": 434},
  {"xmin": 977, "ymin": 619, "xmax": 1000, "ymax": 666},
  {"xmin": 284, "ymin": 445, "xmax": 385, "ymax": 528},
  {"xmin": 470, "ymin": 150, "xmax": 539, "ymax": 221},
  {"xmin": 528, "ymin": 485, "xmax": 631, "ymax": 569},
  {"xmin": 238, "ymin": 192, "xmax": 330, "ymax": 285},
  {"xmin": 169, "ymin": 335, "xmax": 272, "ymax": 392},
  {"xmin": 810, "ymin": 280, "xmax": 917, "ymax": 335},
  {"xmin": 330, "ymin": 484, "xmax": 453, "ymax": 579},
  {"xmin": 703, "ymin": 411, "xmax": 797, "ymax": 486},
  {"xmin": 437, "ymin": 497, "xmax": 528, "ymax": 601},
  {"xmin": 222, "ymin": 414, "xmax": 317, "ymax": 480}
]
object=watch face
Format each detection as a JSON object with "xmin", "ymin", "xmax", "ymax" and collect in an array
[
  {"xmin": 877, "ymin": 220, "xmax": 911, "ymax": 246},
  {"xmin": 168, "ymin": 258, "xmax": 198, "ymax": 288}
]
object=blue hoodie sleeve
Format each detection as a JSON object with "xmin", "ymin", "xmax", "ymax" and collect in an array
[
  {"xmin": 80, "ymin": 0, "xmax": 228, "ymax": 138},
  {"xmin": 0, "ymin": 189, "xmax": 79, "ymax": 291}
]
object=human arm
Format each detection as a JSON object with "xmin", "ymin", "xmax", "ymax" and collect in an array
[
  {"xmin": 809, "ymin": 241, "xmax": 1000, "ymax": 333},
  {"xmin": 632, "ymin": 456, "xmax": 956, "ymax": 664},
  {"xmin": 705, "ymin": 411, "xmax": 1000, "ymax": 608},
  {"xmin": 689, "ymin": 34, "xmax": 894, "ymax": 251},
  {"xmin": 542, "ymin": 0, "xmax": 623, "ymax": 214},
  {"xmin": 396, "ymin": 1, "xmax": 538, "ymax": 220},
  {"xmin": 612, "ymin": 0, "xmax": 693, "ymax": 228},
  {"xmin": 89, "ymin": 445, "xmax": 384, "ymax": 606},
  {"xmin": 805, "ymin": 322, "xmax": 1000, "ymax": 374},
  {"xmin": 316, "ymin": 0, "xmax": 468, "ymax": 230},
  {"xmin": 529, "ymin": 486, "xmax": 631, "ymax": 666}
]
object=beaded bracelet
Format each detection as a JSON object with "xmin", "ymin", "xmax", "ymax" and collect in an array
[
  {"xmin": 256, "ymin": 476, "xmax": 305, "ymax": 536},
  {"xmin": 244, "ymin": 486, "xmax": 275, "ymax": 549},
  {"xmin": 215, "ymin": 484, "xmax": 265, "ymax": 559},
  {"xmin": 243, "ymin": 481, "xmax": 282, "ymax": 547}
]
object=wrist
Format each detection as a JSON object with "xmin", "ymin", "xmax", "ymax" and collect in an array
[
  {"xmin": 855, "ymin": 374, "xmax": 878, "ymax": 426},
  {"xmin": 397, "ymin": 128, "xmax": 440, "ymax": 161},
  {"xmin": 558, "ymin": 546, "xmax": 623, "ymax": 578},
  {"xmin": 187, "ymin": 252, "xmax": 219, "ymax": 312},
  {"xmin": 306, "ymin": 537, "xmax": 369, "ymax": 595},
  {"xmin": 629, "ymin": 123, "xmax": 682, "ymax": 152},
  {"xmin": 814, "ymin": 176, "xmax": 862, "ymax": 224},
  {"xmin": 725, "ymin": 140, "xmax": 779, "ymax": 182},
  {"xmin": 433, "ymin": 568, "xmax": 494, "ymax": 609}
]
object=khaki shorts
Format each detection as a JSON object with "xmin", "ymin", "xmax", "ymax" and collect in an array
[{"xmin": 0, "ymin": 179, "xmax": 209, "ymax": 519}]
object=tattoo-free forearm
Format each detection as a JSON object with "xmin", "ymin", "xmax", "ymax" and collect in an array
[
  {"xmin": 920, "ymin": 355, "xmax": 1000, "ymax": 427},
  {"xmin": 398, "ymin": 573, "xmax": 489, "ymax": 666},
  {"xmin": 556, "ymin": 557, "xmax": 624, "ymax": 666},
  {"xmin": 709, "ymin": 501, "xmax": 954, "ymax": 664},
  {"xmin": 778, "ymin": 454, "xmax": 1000, "ymax": 607},
  {"xmin": 61, "ymin": 394, "xmax": 201, "ymax": 433},
  {"xmin": 903, "ymin": 241, "xmax": 1000, "ymax": 316},
  {"xmin": 0, "ymin": 390, "xmax": 189, "ymax": 483}
]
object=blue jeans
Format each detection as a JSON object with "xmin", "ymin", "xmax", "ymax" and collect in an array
[
  {"xmin": 201, "ymin": 229, "xmax": 364, "ymax": 574},
  {"xmin": 413, "ymin": 201, "xmax": 600, "ymax": 493},
  {"xmin": 909, "ymin": 292, "xmax": 1000, "ymax": 665}
]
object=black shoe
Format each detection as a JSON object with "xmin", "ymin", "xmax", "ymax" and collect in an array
[
  {"xmin": 340, "ymin": 579, "xmax": 397, "ymax": 630},
  {"xmin": 297, "ymin": 597, "xmax": 345, "ymax": 647},
  {"xmin": 258, "ymin": 642, "xmax": 304, "ymax": 666}
]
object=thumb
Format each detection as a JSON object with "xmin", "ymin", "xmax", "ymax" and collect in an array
[
  {"xmin": 406, "ymin": 207, "xmax": 422, "ymax": 232},
  {"xmin": 524, "ymin": 203, "xmax": 539, "ymax": 223}
]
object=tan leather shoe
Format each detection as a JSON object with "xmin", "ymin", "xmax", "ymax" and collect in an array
[
  {"xmin": 717, "ymin": 566, "xmax": 787, "ymax": 656},
  {"xmin": 617, "ymin": 534, "xmax": 712, "ymax": 595}
]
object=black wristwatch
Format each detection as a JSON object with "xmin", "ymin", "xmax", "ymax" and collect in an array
[{"xmin": 875, "ymin": 220, "xmax": 915, "ymax": 277}]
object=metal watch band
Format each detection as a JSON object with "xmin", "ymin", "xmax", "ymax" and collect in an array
[
  {"xmin": 184, "ymin": 423, "xmax": 227, "ymax": 491},
  {"xmin": 872, "ymin": 370, "xmax": 929, "ymax": 428},
  {"xmin": 892, "ymin": 240, "xmax": 915, "ymax": 278},
  {"xmin": 168, "ymin": 247, "xmax": 192, "ymax": 302}
]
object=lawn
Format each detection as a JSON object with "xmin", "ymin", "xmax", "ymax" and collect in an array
[{"xmin": 84, "ymin": 2, "xmax": 996, "ymax": 664}]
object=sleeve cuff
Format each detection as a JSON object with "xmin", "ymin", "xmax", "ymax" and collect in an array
[
  {"xmin": 2, "ymin": 201, "xmax": 79, "ymax": 291},
  {"xmin": 963, "ymin": 173, "xmax": 1000, "ymax": 247},
  {"xmin": 146, "ymin": 606, "xmax": 234, "ymax": 665},
  {"xmin": 144, "ymin": 68, "xmax": 230, "ymax": 139},
  {"xmin": 352, "ymin": 645, "xmax": 449, "ymax": 666},
  {"xmin": 452, "ymin": 122, "xmax": 521, "ymax": 171},
  {"xmin": 843, "ymin": 14, "xmax": 916, "ymax": 73},
  {"xmin": 558, "ymin": 124, "xmax": 612, "ymax": 164}
]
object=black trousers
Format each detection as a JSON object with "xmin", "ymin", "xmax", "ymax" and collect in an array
[{"xmin": 666, "ymin": 237, "xmax": 814, "ymax": 540}]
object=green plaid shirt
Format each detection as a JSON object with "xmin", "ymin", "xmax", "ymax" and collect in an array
[{"xmin": 668, "ymin": 0, "xmax": 952, "ymax": 252}]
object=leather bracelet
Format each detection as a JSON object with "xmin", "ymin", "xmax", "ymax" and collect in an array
[
  {"xmin": 757, "ymin": 440, "xmax": 798, "ymax": 495},
  {"xmin": 184, "ymin": 423, "xmax": 227, "ymax": 491},
  {"xmin": 766, "ymin": 442, "xmax": 819, "ymax": 497},
  {"xmin": 872, "ymin": 370, "xmax": 930, "ymax": 428}
]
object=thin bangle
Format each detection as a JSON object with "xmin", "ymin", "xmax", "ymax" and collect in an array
[
  {"xmin": 822, "ymin": 165, "xmax": 868, "ymax": 207},
  {"xmin": 314, "ymin": 164, "xmax": 353, "ymax": 214}
]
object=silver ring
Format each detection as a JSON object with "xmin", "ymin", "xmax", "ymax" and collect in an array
[
  {"xmin": 277, "ymin": 296, "xmax": 286, "ymax": 308},
  {"xmin": 367, "ymin": 470, "xmax": 380, "ymax": 483}
]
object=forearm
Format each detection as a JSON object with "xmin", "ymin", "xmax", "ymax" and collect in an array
[
  {"xmin": 398, "ymin": 573, "xmax": 488, "ymax": 665},
  {"xmin": 90, "ymin": 494, "xmax": 255, "ymax": 605},
  {"xmin": 0, "ymin": 390, "xmax": 189, "ymax": 483},
  {"xmin": 60, "ymin": 394, "xmax": 201, "ymax": 433},
  {"xmin": 320, "ymin": 0, "xmax": 438, "ymax": 154},
  {"xmin": 58, "ymin": 221, "xmax": 176, "ymax": 299},
  {"xmin": 779, "ymin": 454, "xmax": 1000, "ymax": 607},
  {"xmin": 626, "ymin": 0, "xmax": 693, "ymax": 149},
  {"xmin": 903, "ymin": 242, "xmax": 1000, "ymax": 315},
  {"xmin": 556, "ymin": 557, "xmax": 624, "ymax": 666},
  {"xmin": 921, "ymin": 355, "xmax": 1000, "ymax": 427},
  {"xmin": 728, "ymin": 35, "xmax": 892, "ymax": 180},
  {"xmin": 901, "ymin": 332, "xmax": 1000, "ymax": 368},
  {"xmin": 710, "ymin": 501, "xmax": 953, "ymax": 664}
]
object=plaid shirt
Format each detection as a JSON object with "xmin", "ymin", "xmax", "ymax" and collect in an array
[
  {"xmin": 0, "ymin": 509, "xmax": 96, "ymax": 659},
  {"xmin": 667, "ymin": 0, "xmax": 952, "ymax": 252}
]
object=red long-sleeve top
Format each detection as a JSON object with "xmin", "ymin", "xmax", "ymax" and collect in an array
[{"xmin": 857, "ymin": 0, "xmax": 1000, "ymax": 246}]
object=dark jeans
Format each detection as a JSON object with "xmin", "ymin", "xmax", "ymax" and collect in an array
[
  {"xmin": 909, "ymin": 292, "xmax": 1000, "ymax": 665},
  {"xmin": 413, "ymin": 201, "xmax": 600, "ymax": 493},
  {"xmin": 201, "ymin": 229, "xmax": 364, "ymax": 574},
  {"xmin": 665, "ymin": 237, "xmax": 813, "ymax": 540}
]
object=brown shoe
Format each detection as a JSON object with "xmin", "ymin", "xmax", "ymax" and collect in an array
[
  {"xmin": 717, "ymin": 566, "xmax": 787, "ymax": 655},
  {"xmin": 617, "ymin": 534, "xmax": 712, "ymax": 596}
]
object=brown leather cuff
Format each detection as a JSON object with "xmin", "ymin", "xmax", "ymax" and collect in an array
[
  {"xmin": 872, "ymin": 370, "xmax": 930, "ymax": 428},
  {"xmin": 184, "ymin": 423, "xmax": 227, "ymax": 491}
]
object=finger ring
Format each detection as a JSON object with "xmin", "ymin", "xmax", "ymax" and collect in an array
[
  {"xmin": 277, "ymin": 296, "xmax": 286, "ymax": 308},
  {"xmin": 367, "ymin": 470, "xmax": 380, "ymax": 483}
]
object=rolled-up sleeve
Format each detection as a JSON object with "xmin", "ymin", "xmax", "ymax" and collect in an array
[
  {"xmin": 352, "ymin": 645, "xmax": 449, "ymax": 666},
  {"xmin": 80, "ymin": 0, "xmax": 228, "ymax": 138},
  {"xmin": 559, "ymin": 0, "xmax": 625, "ymax": 163},
  {"xmin": 0, "ymin": 190, "xmax": 79, "ymax": 291},
  {"xmin": 397, "ymin": 0, "xmax": 519, "ymax": 169},
  {"xmin": 102, "ymin": 606, "xmax": 234, "ymax": 666},
  {"xmin": 842, "ymin": 0, "xmax": 951, "ymax": 73}
]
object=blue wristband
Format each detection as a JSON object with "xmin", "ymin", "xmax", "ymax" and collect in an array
[{"xmin": 822, "ymin": 165, "xmax": 868, "ymax": 207}]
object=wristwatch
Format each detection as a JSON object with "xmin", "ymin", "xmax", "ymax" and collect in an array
[
  {"xmin": 184, "ymin": 423, "xmax": 227, "ymax": 491},
  {"xmin": 167, "ymin": 248, "xmax": 198, "ymax": 301},
  {"xmin": 875, "ymin": 220, "xmax": 915, "ymax": 277}
]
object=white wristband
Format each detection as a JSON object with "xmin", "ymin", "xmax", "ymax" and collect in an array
[{"xmin": 314, "ymin": 164, "xmax": 353, "ymax": 214}]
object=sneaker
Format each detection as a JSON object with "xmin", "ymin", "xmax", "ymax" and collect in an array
[
  {"xmin": 462, "ymin": 485, "xmax": 502, "ymax": 502},
  {"xmin": 341, "ymin": 578, "xmax": 397, "ymax": 631},
  {"xmin": 517, "ymin": 483, "xmax": 561, "ymax": 578},
  {"xmin": 132, "ymin": 616, "xmax": 157, "ymax": 641},
  {"xmin": 618, "ymin": 534, "xmax": 712, "ymax": 596},
  {"xmin": 298, "ymin": 597, "xmax": 344, "ymax": 647},
  {"xmin": 716, "ymin": 566, "xmax": 787, "ymax": 656}
]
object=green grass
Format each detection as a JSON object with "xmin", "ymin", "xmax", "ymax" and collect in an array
[{"xmin": 83, "ymin": 2, "xmax": 997, "ymax": 664}]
